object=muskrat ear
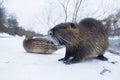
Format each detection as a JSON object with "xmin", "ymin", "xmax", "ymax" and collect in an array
[{"xmin": 70, "ymin": 23, "xmax": 76, "ymax": 28}]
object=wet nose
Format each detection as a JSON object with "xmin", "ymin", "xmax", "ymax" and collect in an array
[{"xmin": 48, "ymin": 30, "xmax": 53, "ymax": 36}]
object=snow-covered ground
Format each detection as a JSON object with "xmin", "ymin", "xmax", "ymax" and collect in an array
[{"xmin": 0, "ymin": 35, "xmax": 120, "ymax": 80}]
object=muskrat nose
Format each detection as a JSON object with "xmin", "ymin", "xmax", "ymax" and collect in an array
[{"xmin": 48, "ymin": 30, "xmax": 53, "ymax": 36}]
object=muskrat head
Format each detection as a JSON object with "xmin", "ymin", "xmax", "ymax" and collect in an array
[{"xmin": 48, "ymin": 23, "xmax": 80, "ymax": 47}]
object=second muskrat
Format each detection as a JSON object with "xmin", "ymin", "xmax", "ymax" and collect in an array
[{"xmin": 23, "ymin": 35, "xmax": 63, "ymax": 54}]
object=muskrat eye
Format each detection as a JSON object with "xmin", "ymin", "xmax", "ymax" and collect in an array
[
  {"xmin": 70, "ymin": 23, "xmax": 76, "ymax": 29},
  {"xmin": 48, "ymin": 30, "xmax": 53, "ymax": 36}
]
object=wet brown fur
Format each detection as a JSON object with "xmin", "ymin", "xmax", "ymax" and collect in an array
[{"xmin": 49, "ymin": 18, "xmax": 109, "ymax": 64}]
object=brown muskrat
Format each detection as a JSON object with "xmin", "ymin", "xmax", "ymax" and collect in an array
[
  {"xmin": 48, "ymin": 18, "xmax": 109, "ymax": 64},
  {"xmin": 23, "ymin": 35, "xmax": 63, "ymax": 54}
]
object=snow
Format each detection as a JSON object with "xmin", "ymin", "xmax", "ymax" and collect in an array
[{"xmin": 0, "ymin": 36, "xmax": 120, "ymax": 80}]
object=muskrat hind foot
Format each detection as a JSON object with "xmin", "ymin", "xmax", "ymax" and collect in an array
[{"xmin": 96, "ymin": 55, "xmax": 108, "ymax": 61}]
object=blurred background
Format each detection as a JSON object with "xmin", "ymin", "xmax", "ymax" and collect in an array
[{"xmin": 0, "ymin": 0, "xmax": 120, "ymax": 36}]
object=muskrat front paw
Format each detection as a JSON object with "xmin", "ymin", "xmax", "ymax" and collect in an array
[
  {"xmin": 63, "ymin": 58, "xmax": 80, "ymax": 64},
  {"xmin": 58, "ymin": 58, "xmax": 68, "ymax": 61}
]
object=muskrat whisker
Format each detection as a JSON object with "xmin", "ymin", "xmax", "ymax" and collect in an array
[
  {"xmin": 54, "ymin": 34, "xmax": 65, "ymax": 45},
  {"xmin": 56, "ymin": 33, "xmax": 72, "ymax": 45},
  {"xmin": 57, "ymin": 36, "xmax": 66, "ymax": 45},
  {"xmin": 53, "ymin": 35, "xmax": 64, "ymax": 45},
  {"xmin": 54, "ymin": 36, "xmax": 61, "ymax": 45}
]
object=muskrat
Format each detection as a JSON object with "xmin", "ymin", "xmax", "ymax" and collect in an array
[
  {"xmin": 23, "ymin": 35, "xmax": 63, "ymax": 54},
  {"xmin": 48, "ymin": 18, "xmax": 109, "ymax": 64}
]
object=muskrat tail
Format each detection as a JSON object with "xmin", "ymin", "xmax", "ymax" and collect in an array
[{"xmin": 107, "ymin": 48, "xmax": 120, "ymax": 56}]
